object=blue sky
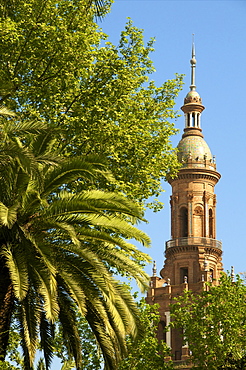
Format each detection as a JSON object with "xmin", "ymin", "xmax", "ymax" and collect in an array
[{"xmin": 101, "ymin": 1, "xmax": 246, "ymax": 280}]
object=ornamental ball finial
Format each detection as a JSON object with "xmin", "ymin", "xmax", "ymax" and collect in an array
[{"xmin": 190, "ymin": 57, "xmax": 196, "ymax": 65}]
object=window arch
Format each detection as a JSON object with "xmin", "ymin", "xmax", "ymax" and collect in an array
[
  {"xmin": 192, "ymin": 112, "xmax": 195, "ymax": 127},
  {"xmin": 194, "ymin": 205, "xmax": 204, "ymax": 237},
  {"xmin": 180, "ymin": 207, "xmax": 188, "ymax": 237}
]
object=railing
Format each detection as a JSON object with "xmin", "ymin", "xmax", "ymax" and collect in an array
[
  {"xmin": 166, "ymin": 237, "xmax": 222, "ymax": 250},
  {"xmin": 177, "ymin": 156, "xmax": 217, "ymax": 171}
]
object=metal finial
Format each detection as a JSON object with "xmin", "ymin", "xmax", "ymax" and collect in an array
[
  {"xmin": 190, "ymin": 35, "xmax": 196, "ymax": 91},
  {"xmin": 152, "ymin": 261, "xmax": 157, "ymax": 277},
  {"xmin": 192, "ymin": 34, "xmax": 195, "ymax": 57}
]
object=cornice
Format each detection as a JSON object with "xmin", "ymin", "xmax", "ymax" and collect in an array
[
  {"xmin": 165, "ymin": 245, "xmax": 222, "ymax": 258},
  {"xmin": 169, "ymin": 168, "xmax": 221, "ymax": 184}
]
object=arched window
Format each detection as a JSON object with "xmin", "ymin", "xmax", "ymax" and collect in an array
[
  {"xmin": 192, "ymin": 112, "xmax": 195, "ymax": 127},
  {"xmin": 194, "ymin": 205, "xmax": 204, "ymax": 237},
  {"xmin": 180, "ymin": 207, "xmax": 188, "ymax": 237},
  {"xmin": 210, "ymin": 268, "xmax": 214, "ymax": 282},
  {"xmin": 180, "ymin": 267, "xmax": 188, "ymax": 284},
  {"xmin": 209, "ymin": 209, "xmax": 213, "ymax": 238}
]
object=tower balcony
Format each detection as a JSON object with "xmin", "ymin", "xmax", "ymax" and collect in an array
[
  {"xmin": 179, "ymin": 157, "xmax": 216, "ymax": 171},
  {"xmin": 166, "ymin": 237, "xmax": 222, "ymax": 250}
]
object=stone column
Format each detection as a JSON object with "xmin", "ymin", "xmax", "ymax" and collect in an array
[{"xmin": 165, "ymin": 311, "xmax": 171, "ymax": 347}]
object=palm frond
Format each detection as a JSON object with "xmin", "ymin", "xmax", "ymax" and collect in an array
[
  {"xmin": 39, "ymin": 313, "xmax": 55, "ymax": 370},
  {"xmin": 0, "ymin": 106, "xmax": 15, "ymax": 117},
  {"xmin": 74, "ymin": 190, "xmax": 146, "ymax": 219},
  {"xmin": 38, "ymin": 196, "xmax": 150, "ymax": 247},
  {"xmin": 2, "ymin": 140, "xmax": 42, "ymax": 187},
  {"xmin": 1, "ymin": 245, "xmax": 29, "ymax": 301},
  {"xmin": 30, "ymin": 130, "xmax": 59, "ymax": 157},
  {"xmin": 54, "ymin": 246, "xmax": 115, "ymax": 302},
  {"xmin": 3, "ymin": 119, "xmax": 48, "ymax": 137},
  {"xmin": 0, "ymin": 202, "xmax": 19, "ymax": 228},
  {"xmin": 16, "ymin": 227, "xmax": 59, "ymax": 322},
  {"xmin": 85, "ymin": 240, "xmax": 150, "ymax": 291},
  {"xmin": 42, "ymin": 156, "xmax": 113, "ymax": 197},
  {"xmin": 85, "ymin": 301, "xmax": 122, "ymax": 369},
  {"xmin": 30, "ymin": 264, "xmax": 59, "ymax": 323},
  {"xmin": 56, "ymin": 269, "xmax": 86, "ymax": 316},
  {"xmin": 17, "ymin": 291, "xmax": 40, "ymax": 369},
  {"xmin": 57, "ymin": 288, "xmax": 83, "ymax": 370}
]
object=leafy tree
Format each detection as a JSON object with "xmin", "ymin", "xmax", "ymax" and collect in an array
[
  {"xmin": 170, "ymin": 274, "xmax": 246, "ymax": 369},
  {"xmin": 118, "ymin": 298, "xmax": 173, "ymax": 370},
  {"xmin": 0, "ymin": 113, "xmax": 151, "ymax": 369},
  {"xmin": 0, "ymin": 0, "xmax": 184, "ymax": 367},
  {"xmin": 0, "ymin": 0, "xmax": 183, "ymax": 210}
]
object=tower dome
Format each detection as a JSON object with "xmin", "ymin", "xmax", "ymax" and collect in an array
[
  {"xmin": 177, "ymin": 135, "xmax": 212, "ymax": 163},
  {"xmin": 184, "ymin": 90, "xmax": 202, "ymax": 104}
]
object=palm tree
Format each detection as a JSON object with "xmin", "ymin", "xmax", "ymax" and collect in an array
[{"xmin": 0, "ymin": 114, "xmax": 151, "ymax": 369}]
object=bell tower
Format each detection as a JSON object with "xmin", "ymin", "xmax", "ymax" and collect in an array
[{"xmin": 146, "ymin": 44, "xmax": 223, "ymax": 365}]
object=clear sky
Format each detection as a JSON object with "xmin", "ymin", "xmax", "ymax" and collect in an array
[{"xmin": 100, "ymin": 1, "xmax": 246, "ymax": 280}]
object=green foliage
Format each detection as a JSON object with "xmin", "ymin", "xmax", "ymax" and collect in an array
[
  {"xmin": 5, "ymin": 322, "xmax": 23, "ymax": 370},
  {"xmin": 0, "ymin": 0, "xmax": 184, "ymax": 367},
  {"xmin": 171, "ymin": 274, "xmax": 246, "ymax": 369},
  {"xmin": 0, "ymin": 362, "xmax": 19, "ymax": 370},
  {"xmin": 0, "ymin": 0, "xmax": 183, "ymax": 210},
  {"xmin": 118, "ymin": 298, "xmax": 173, "ymax": 370}
]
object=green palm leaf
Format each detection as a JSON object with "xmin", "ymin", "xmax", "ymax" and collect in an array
[
  {"xmin": 1, "ymin": 245, "xmax": 29, "ymax": 301},
  {"xmin": 42, "ymin": 156, "xmax": 113, "ymax": 197},
  {"xmin": 0, "ymin": 202, "xmax": 18, "ymax": 228},
  {"xmin": 60, "ymin": 360, "xmax": 75, "ymax": 370},
  {"xmin": 0, "ymin": 106, "xmax": 15, "ymax": 117},
  {"xmin": 17, "ymin": 291, "xmax": 40, "ymax": 369},
  {"xmin": 3, "ymin": 119, "xmax": 48, "ymax": 137},
  {"xmin": 39, "ymin": 313, "xmax": 55, "ymax": 370},
  {"xmin": 57, "ymin": 288, "xmax": 83, "ymax": 370}
]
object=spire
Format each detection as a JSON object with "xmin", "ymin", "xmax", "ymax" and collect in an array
[
  {"xmin": 190, "ymin": 36, "xmax": 196, "ymax": 91},
  {"xmin": 182, "ymin": 38, "xmax": 203, "ymax": 108},
  {"xmin": 178, "ymin": 41, "xmax": 216, "ymax": 169},
  {"xmin": 181, "ymin": 38, "xmax": 205, "ymax": 133}
]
